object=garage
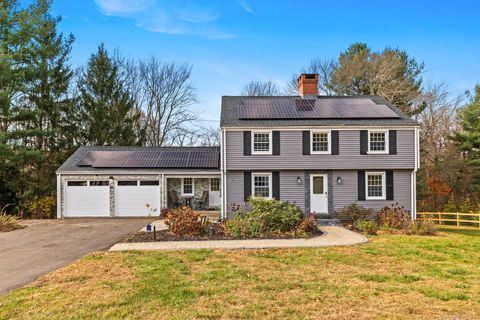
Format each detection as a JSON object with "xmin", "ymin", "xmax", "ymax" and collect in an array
[
  {"xmin": 64, "ymin": 180, "xmax": 110, "ymax": 217},
  {"xmin": 115, "ymin": 180, "xmax": 161, "ymax": 217}
]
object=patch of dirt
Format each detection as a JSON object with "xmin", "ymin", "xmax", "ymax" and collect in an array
[{"xmin": 124, "ymin": 223, "xmax": 322, "ymax": 242}]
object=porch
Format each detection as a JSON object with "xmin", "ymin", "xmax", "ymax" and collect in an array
[{"xmin": 165, "ymin": 175, "xmax": 221, "ymax": 214}]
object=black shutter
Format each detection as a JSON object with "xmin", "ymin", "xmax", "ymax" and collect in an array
[
  {"xmin": 358, "ymin": 171, "xmax": 366, "ymax": 201},
  {"xmin": 360, "ymin": 130, "xmax": 368, "ymax": 155},
  {"xmin": 386, "ymin": 170, "xmax": 394, "ymax": 200},
  {"xmin": 244, "ymin": 171, "xmax": 252, "ymax": 201},
  {"xmin": 272, "ymin": 131, "xmax": 280, "ymax": 155},
  {"xmin": 331, "ymin": 130, "xmax": 339, "ymax": 155},
  {"xmin": 243, "ymin": 131, "xmax": 251, "ymax": 156},
  {"xmin": 302, "ymin": 131, "xmax": 310, "ymax": 155},
  {"xmin": 272, "ymin": 171, "xmax": 280, "ymax": 200},
  {"xmin": 389, "ymin": 130, "xmax": 397, "ymax": 155}
]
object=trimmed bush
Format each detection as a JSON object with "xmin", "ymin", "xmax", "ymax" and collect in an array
[{"xmin": 164, "ymin": 206, "xmax": 204, "ymax": 236}]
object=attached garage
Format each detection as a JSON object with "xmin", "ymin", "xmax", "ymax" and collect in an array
[
  {"xmin": 64, "ymin": 180, "xmax": 110, "ymax": 217},
  {"xmin": 115, "ymin": 180, "xmax": 160, "ymax": 216}
]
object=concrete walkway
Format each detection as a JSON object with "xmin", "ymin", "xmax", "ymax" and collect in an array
[{"xmin": 110, "ymin": 226, "xmax": 368, "ymax": 251}]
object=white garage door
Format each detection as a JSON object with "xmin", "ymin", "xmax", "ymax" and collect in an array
[
  {"xmin": 64, "ymin": 180, "xmax": 110, "ymax": 217},
  {"xmin": 115, "ymin": 180, "xmax": 161, "ymax": 217}
]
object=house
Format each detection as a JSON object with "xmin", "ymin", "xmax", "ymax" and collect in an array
[
  {"xmin": 219, "ymin": 74, "xmax": 420, "ymax": 220},
  {"xmin": 55, "ymin": 147, "xmax": 221, "ymax": 217},
  {"xmin": 56, "ymin": 73, "xmax": 419, "ymax": 220}
]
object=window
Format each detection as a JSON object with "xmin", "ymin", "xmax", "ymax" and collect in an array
[
  {"xmin": 118, "ymin": 181, "xmax": 138, "ymax": 186},
  {"xmin": 311, "ymin": 130, "xmax": 330, "ymax": 154},
  {"xmin": 67, "ymin": 181, "xmax": 87, "ymax": 186},
  {"xmin": 210, "ymin": 178, "xmax": 220, "ymax": 191},
  {"xmin": 252, "ymin": 131, "xmax": 272, "ymax": 154},
  {"xmin": 89, "ymin": 181, "xmax": 109, "ymax": 186},
  {"xmin": 368, "ymin": 130, "xmax": 389, "ymax": 153},
  {"xmin": 366, "ymin": 172, "xmax": 386, "ymax": 200},
  {"xmin": 182, "ymin": 178, "xmax": 194, "ymax": 196},
  {"xmin": 252, "ymin": 173, "xmax": 272, "ymax": 198},
  {"xmin": 139, "ymin": 180, "xmax": 159, "ymax": 186}
]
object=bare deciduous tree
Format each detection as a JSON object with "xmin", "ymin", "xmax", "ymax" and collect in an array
[
  {"xmin": 170, "ymin": 126, "xmax": 220, "ymax": 147},
  {"xmin": 132, "ymin": 57, "xmax": 198, "ymax": 146},
  {"xmin": 286, "ymin": 58, "xmax": 336, "ymax": 95},
  {"xmin": 241, "ymin": 80, "xmax": 283, "ymax": 96}
]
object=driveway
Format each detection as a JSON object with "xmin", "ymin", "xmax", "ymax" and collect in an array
[{"xmin": 0, "ymin": 218, "xmax": 153, "ymax": 295}]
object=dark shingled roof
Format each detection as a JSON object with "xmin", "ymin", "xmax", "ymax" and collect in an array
[
  {"xmin": 221, "ymin": 95, "xmax": 419, "ymax": 127},
  {"xmin": 57, "ymin": 146, "xmax": 220, "ymax": 173}
]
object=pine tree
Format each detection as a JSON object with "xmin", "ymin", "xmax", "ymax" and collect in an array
[
  {"xmin": 455, "ymin": 85, "xmax": 480, "ymax": 166},
  {"xmin": 77, "ymin": 44, "xmax": 144, "ymax": 146}
]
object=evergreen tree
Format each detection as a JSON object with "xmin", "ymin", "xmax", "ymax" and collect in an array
[
  {"xmin": 454, "ymin": 85, "xmax": 480, "ymax": 166},
  {"xmin": 77, "ymin": 44, "xmax": 144, "ymax": 146}
]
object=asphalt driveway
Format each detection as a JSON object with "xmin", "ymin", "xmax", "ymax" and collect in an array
[{"xmin": 0, "ymin": 218, "xmax": 153, "ymax": 295}]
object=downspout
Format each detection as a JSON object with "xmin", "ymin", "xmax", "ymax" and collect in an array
[
  {"xmin": 221, "ymin": 128, "xmax": 227, "ymax": 220},
  {"xmin": 412, "ymin": 127, "xmax": 420, "ymax": 220},
  {"xmin": 56, "ymin": 174, "xmax": 61, "ymax": 218}
]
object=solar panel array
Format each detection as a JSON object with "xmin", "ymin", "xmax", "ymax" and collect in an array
[
  {"xmin": 237, "ymin": 98, "xmax": 401, "ymax": 119},
  {"xmin": 77, "ymin": 149, "xmax": 220, "ymax": 169}
]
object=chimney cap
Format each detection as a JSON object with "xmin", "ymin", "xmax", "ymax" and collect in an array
[{"xmin": 297, "ymin": 73, "xmax": 318, "ymax": 82}]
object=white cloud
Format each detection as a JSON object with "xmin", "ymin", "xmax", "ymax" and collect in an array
[
  {"xmin": 236, "ymin": 0, "xmax": 252, "ymax": 13},
  {"xmin": 94, "ymin": 0, "xmax": 235, "ymax": 39}
]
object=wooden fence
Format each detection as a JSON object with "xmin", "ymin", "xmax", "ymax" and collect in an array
[{"xmin": 417, "ymin": 212, "xmax": 480, "ymax": 229}]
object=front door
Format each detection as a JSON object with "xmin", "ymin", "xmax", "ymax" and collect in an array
[
  {"xmin": 310, "ymin": 174, "xmax": 328, "ymax": 214},
  {"xmin": 209, "ymin": 178, "xmax": 221, "ymax": 208}
]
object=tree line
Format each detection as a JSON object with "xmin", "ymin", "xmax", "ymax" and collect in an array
[
  {"xmin": 0, "ymin": 0, "xmax": 215, "ymax": 216},
  {"xmin": 241, "ymin": 43, "xmax": 480, "ymax": 212}
]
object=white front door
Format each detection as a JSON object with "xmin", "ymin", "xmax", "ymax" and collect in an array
[
  {"xmin": 310, "ymin": 174, "xmax": 328, "ymax": 214},
  {"xmin": 209, "ymin": 178, "xmax": 221, "ymax": 208}
]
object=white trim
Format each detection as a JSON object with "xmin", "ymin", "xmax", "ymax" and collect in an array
[
  {"xmin": 310, "ymin": 173, "xmax": 328, "ymax": 214},
  {"xmin": 222, "ymin": 126, "xmax": 419, "ymax": 131},
  {"xmin": 310, "ymin": 130, "xmax": 331, "ymax": 154},
  {"xmin": 251, "ymin": 130, "xmax": 272, "ymax": 155},
  {"xmin": 251, "ymin": 172, "xmax": 272, "ymax": 199},
  {"xmin": 56, "ymin": 174, "xmax": 62, "ymax": 218},
  {"xmin": 181, "ymin": 177, "xmax": 195, "ymax": 197},
  {"xmin": 367, "ymin": 130, "xmax": 389, "ymax": 154},
  {"xmin": 365, "ymin": 171, "xmax": 386, "ymax": 200},
  {"xmin": 220, "ymin": 128, "xmax": 225, "ymax": 219}
]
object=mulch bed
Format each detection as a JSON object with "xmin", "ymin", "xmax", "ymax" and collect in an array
[{"xmin": 124, "ymin": 223, "xmax": 323, "ymax": 242}]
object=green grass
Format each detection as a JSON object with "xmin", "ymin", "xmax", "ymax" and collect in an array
[{"xmin": 1, "ymin": 229, "xmax": 480, "ymax": 319}]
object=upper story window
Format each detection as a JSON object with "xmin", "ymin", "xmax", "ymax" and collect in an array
[
  {"xmin": 311, "ymin": 130, "xmax": 331, "ymax": 154},
  {"xmin": 252, "ymin": 131, "xmax": 272, "ymax": 154},
  {"xmin": 181, "ymin": 178, "xmax": 194, "ymax": 196},
  {"xmin": 252, "ymin": 173, "xmax": 272, "ymax": 198},
  {"xmin": 368, "ymin": 130, "xmax": 389, "ymax": 154},
  {"xmin": 366, "ymin": 171, "xmax": 386, "ymax": 200}
]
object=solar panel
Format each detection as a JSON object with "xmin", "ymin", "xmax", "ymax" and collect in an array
[
  {"xmin": 237, "ymin": 98, "xmax": 401, "ymax": 119},
  {"xmin": 77, "ymin": 149, "xmax": 220, "ymax": 169}
]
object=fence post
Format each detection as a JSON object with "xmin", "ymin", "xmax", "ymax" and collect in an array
[
  {"xmin": 438, "ymin": 212, "xmax": 441, "ymax": 226},
  {"xmin": 457, "ymin": 212, "xmax": 460, "ymax": 227}
]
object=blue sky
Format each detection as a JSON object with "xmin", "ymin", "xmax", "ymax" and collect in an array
[{"xmin": 45, "ymin": 0, "xmax": 480, "ymax": 127}]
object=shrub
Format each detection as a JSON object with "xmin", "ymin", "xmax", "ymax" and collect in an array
[
  {"xmin": 159, "ymin": 207, "xmax": 170, "ymax": 219},
  {"xmin": 0, "ymin": 206, "xmax": 24, "ymax": 232},
  {"xmin": 26, "ymin": 195, "xmax": 56, "ymax": 219},
  {"xmin": 297, "ymin": 214, "xmax": 318, "ymax": 235},
  {"xmin": 334, "ymin": 204, "xmax": 373, "ymax": 223},
  {"xmin": 164, "ymin": 206, "xmax": 205, "ymax": 236},
  {"xmin": 354, "ymin": 220, "xmax": 378, "ymax": 235},
  {"xmin": 225, "ymin": 198, "xmax": 303, "ymax": 237},
  {"xmin": 376, "ymin": 203, "xmax": 411, "ymax": 229},
  {"xmin": 406, "ymin": 220, "xmax": 436, "ymax": 236}
]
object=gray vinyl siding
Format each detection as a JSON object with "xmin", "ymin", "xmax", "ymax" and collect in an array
[
  {"xmin": 226, "ymin": 170, "xmax": 305, "ymax": 217},
  {"xmin": 225, "ymin": 130, "xmax": 415, "ymax": 170},
  {"xmin": 332, "ymin": 170, "xmax": 412, "ymax": 211},
  {"xmin": 226, "ymin": 169, "xmax": 412, "ymax": 218}
]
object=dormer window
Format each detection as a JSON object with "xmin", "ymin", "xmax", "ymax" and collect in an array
[
  {"xmin": 368, "ymin": 130, "xmax": 389, "ymax": 154},
  {"xmin": 311, "ymin": 130, "xmax": 331, "ymax": 154},
  {"xmin": 252, "ymin": 131, "xmax": 272, "ymax": 154}
]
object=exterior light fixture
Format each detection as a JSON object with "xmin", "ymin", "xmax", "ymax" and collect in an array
[
  {"xmin": 297, "ymin": 177, "xmax": 302, "ymax": 185},
  {"xmin": 337, "ymin": 177, "xmax": 342, "ymax": 184}
]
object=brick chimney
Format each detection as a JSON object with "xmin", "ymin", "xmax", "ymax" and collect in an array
[{"xmin": 297, "ymin": 74, "xmax": 318, "ymax": 98}]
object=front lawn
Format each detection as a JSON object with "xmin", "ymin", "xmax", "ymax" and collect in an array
[{"xmin": 1, "ymin": 229, "xmax": 480, "ymax": 319}]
